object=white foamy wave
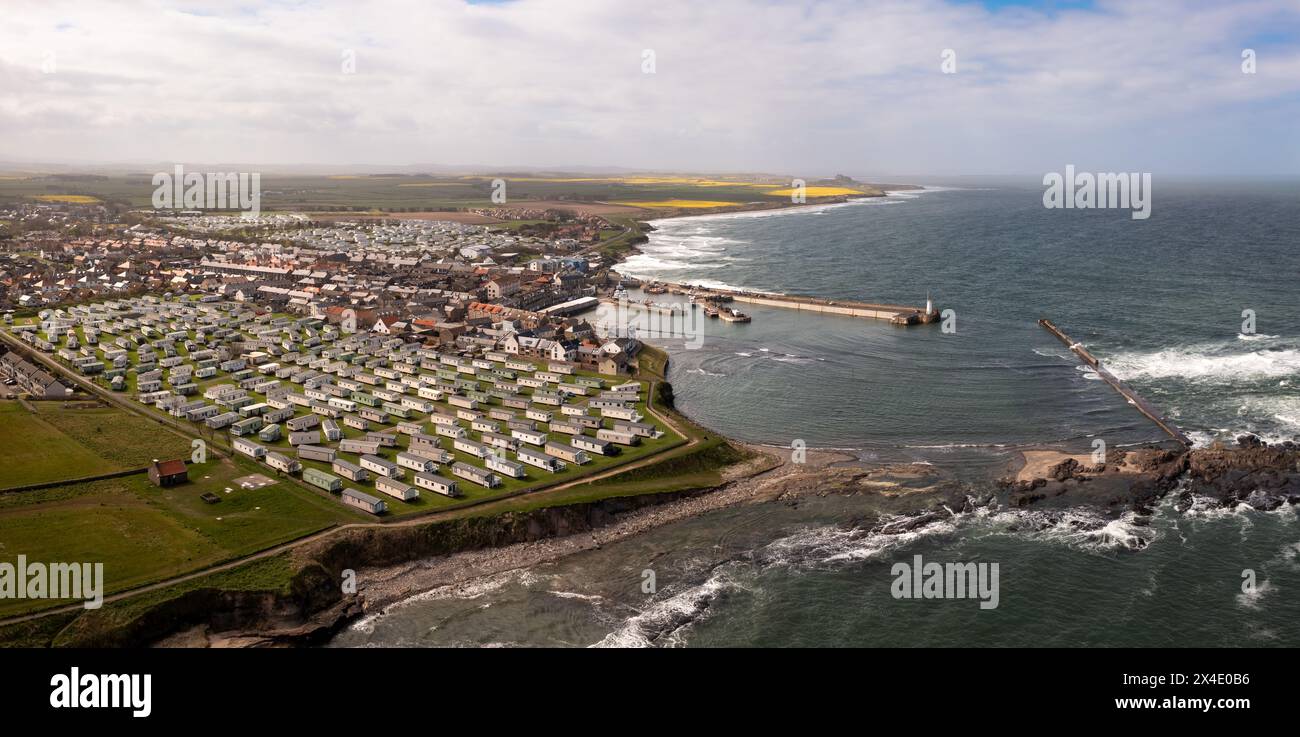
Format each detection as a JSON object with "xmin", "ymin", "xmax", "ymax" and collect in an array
[
  {"xmin": 755, "ymin": 517, "xmax": 961, "ymax": 569},
  {"xmin": 973, "ymin": 507, "xmax": 1157, "ymax": 551},
  {"xmin": 644, "ymin": 195, "xmax": 903, "ymax": 227},
  {"xmin": 1236, "ymin": 579, "xmax": 1274, "ymax": 610},
  {"xmin": 591, "ymin": 565, "xmax": 743, "ymax": 648},
  {"xmin": 380, "ymin": 568, "xmax": 524, "ymax": 614},
  {"xmin": 1106, "ymin": 344, "xmax": 1300, "ymax": 382},
  {"xmin": 547, "ymin": 590, "xmax": 604, "ymax": 602},
  {"xmin": 1238, "ymin": 333, "xmax": 1278, "ymax": 342},
  {"xmin": 1033, "ymin": 347, "xmax": 1070, "ymax": 360},
  {"xmin": 619, "ymin": 254, "xmax": 728, "ymax": 271},
  {"xmin": 1182, "ymin": 495, "xmax": 1256, "ymax": 520},
  {"xmin": 689, "ymin": 367, "xmax": 726, "ymax": 377}
]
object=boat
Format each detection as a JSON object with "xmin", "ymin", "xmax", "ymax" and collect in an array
[
  {"xmin": 718, "ymin": 307, "xmax": 751, "ymax": 323},
  {"xmin": 644, "ymin": 301, "xmax": 686, "ymax": 315}
]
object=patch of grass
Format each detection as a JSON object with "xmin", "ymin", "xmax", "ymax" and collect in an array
[
  {"xmin": 0, "ymin": 401, "xmax": 114, "ymax": 487},
  {"xmin": 0, "ymin": 611, "xmax": 80, "ymax": 648},
  {"xmin": 0, "ymin": 457, "xmax": 353, "ymax": 617},
  {"xmin": 29, "ymin": 401, "xmax": 192, "ymax": 469},
  {"xmin": 51, "ymin": 554, "xmax": 296, "ymax": 647}
]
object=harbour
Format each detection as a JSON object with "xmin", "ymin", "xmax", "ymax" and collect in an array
[{"xmin": 611, "ymin": 280, "xmax": 939, "ymax": 326}]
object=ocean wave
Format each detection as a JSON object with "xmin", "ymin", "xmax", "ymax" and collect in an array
[
  {"xmin": 619, "ymin": 254, "xmax": 729, "ymax": 271},
  {"xmin": 644, "ymin": 196, "xmax": 902, "ymax": 227},
  {"xmin": 1236, "ymin": 579, "xmax": 1274, "ymax": 610},
  {"xmin": 1032, "ymin": 347, "xmax": 1070, "ymax": 360},
  {"xmin": 547, "ymin": 590, "xmax": 604, "ymax": 602},
  {"xmin": 590, "ymin": 563, "xmax": 744, "ymax": 648},
  {"xmin": 972, "ymin": 506, "xmax": 1158, "ymax": 551},
  {"xmin": 1105, "ymin": 343, "xmax": 1300, "ymax": 382},
  {"xmin": 689, "ymin": 367, "xmax": 727, "ymax": 377}
]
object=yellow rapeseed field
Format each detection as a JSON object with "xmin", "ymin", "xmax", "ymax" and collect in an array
[
  {"xmin": 459, "ymin": 175, "xmax": 780, "ymax": 188},
  {"xmin": 765, "ymin": 186, "xmax": 863, "ymax": 198},
  {"xmin": 610, "ymin": 199, "xmax": 741, "ymax": 209},
  {"xmin": 33, "ymin": 194, "xmax": 101, "ymax": 204}
]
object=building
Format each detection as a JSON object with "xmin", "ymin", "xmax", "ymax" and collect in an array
[
  {"xmin": 147, "ymin": 459, "xmax": 188, "ymax": 487},
  {"xmin": 413, "ymin": 471, "xmax": 459, "ymax": 497},
  {"xmin": 341, "ymin": 488, "xmax": 387, "ymax": 515},
  {"xmin": 451, "ymin": 461, "xmax": 500, "ymax": 488},
  {"xmin": 0, "ymin": 351, "xmax": 70, "ymax": 398},
  {"xmin": 375, "ymin": 476, "xmax": 419, "ymax": 501},
  {"xmin": 265, "ymin": 451, "xmax": 301, "ymax": 474}
]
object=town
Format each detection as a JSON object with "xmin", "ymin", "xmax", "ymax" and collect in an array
[{"xmin": 0, "ymin": 198, "xmax": 687, "ymax": 520}]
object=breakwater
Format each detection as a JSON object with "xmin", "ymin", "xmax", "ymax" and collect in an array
[
  {"xmin": 646, "ymin": 281, "xmax": 940, "ymax": 325},
  {"xmin": 1038, "ymin": 318, "xmax": 1191, "ymax": 447}
]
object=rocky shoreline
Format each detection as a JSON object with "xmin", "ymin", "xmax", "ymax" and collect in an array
[
  {"xmin": 334, "ymin": 439, "xmax": 1300, "ymax": 642},
  {"xmin": 146, "ymin": 434, "xmax": 1300, "ymax": 648}
]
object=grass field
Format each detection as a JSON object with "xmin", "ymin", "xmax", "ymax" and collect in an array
[
  {"xmin": 0, "ymin": 401, "xmax": 120, "ymax": 487},
  {"xmin": 0, "ymin": 455, "xmax": 358, "ymax": 617},
  {"xmin": 0, "ymin": 400, "xmax": 194, "ymax": 488},
  {"xmin": 0, "ymin": 172, "xmax": 884, "ymax": 212},
  {"xmin": 608, "ymin": 199, "xmax": 744, "ymax": 209},
  {"xmin": 28, "ymin": 401, "xmax": 192, "ymax": 469}
]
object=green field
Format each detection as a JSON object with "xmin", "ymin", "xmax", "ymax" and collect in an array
[
  {"xmin": 28, "ymin": 401, "xmax": 192, "ymax": 470},
  {"xmin": 0, "ymin": 172, "xmax": 879, "ymax": 212},
  {"xmin": 0, "ymin": 401, "xmax": 134, "ymax": 487},
  {"xmin": 0, "ymin": 455, "xmax": 358, "ymax": 617},
  {"xmin": 0, "ymin": 399, "xmax": 194, "ymax": 488}
]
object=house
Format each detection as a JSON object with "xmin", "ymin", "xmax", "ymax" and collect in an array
[
  {"xmin": 375, "ymin": 476, "xmax": 419, "ymax": 501},
  {"xmin": 147, "ymin": 459, "xmax": 189, "ymax": 487},
  {"xmin": 413, "ymin": 471, "xmax": 460, "ymax": 497},
  {"xmin": 341, "ymin": 488, "xmax": 387, "ymax": 515},
  {"xmin": 451, "ymin": 461, "xmax": 500, "ymax": 488},
  {"xmin": 598, "ymin": 355, "xmax": 628, "ymax": 375}
]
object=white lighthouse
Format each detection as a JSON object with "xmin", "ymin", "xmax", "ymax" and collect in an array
[{"xmin": 925, "ymin": 291, "xmax": 934, "ymax": 316}]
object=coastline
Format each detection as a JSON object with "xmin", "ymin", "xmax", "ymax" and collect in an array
[
  {"xmin": 336, "ymin": 438, "xmax": 1300, "ymax": 646},
  {"xmin": 45, "ymin": 181, "xmax": 1300, "ymax": 648}
]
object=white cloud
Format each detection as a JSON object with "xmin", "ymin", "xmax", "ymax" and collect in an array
[{"xmin": 1, "ymin": 0, "xmax": 1298, "ymax": 175}]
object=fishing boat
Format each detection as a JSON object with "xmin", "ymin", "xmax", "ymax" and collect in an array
[
  {"xmin": 644, "ymin": 301, "xmax": 686, "ymax": 315},
  {"xmin": 718, "ymin": 307, "xmax": 751, "ymax": 323},
  {"xmin": 702, "ymin": 301, "xmax": 720, "ymax": 318}
]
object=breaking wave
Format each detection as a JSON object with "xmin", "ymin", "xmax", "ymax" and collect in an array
[{"xmin": 1106, "ymin": 342, "xmax": 1300, "ymax": 382}]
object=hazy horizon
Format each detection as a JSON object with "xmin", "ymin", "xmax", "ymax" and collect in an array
[{"xmin": 2, "ymin": 0, "xmax": 1299, "ymax": 176}]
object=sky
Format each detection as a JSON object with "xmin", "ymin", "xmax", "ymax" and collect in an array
[{"xmin": 1, "ymin": 0, "xmax": 1298, "ymax": 177}]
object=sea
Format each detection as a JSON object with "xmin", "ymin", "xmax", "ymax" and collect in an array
[{"xmin": 331, "ymin": 178, "xmax": 1300, "ymax": 647}]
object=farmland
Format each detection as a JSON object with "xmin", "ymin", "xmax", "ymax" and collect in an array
[
  {"xmin": 0, "ymin": 455, "xmax": 358, "ymax": 617},
  {"xmin": 0, "ymin": 400, "xmax": 193, "ymax": 488},
  {"xmin": 0, "ymin": 401, "xmax": 112, "ymax": 487},
  {"xmin": 0, "ymin": 172, "xmax": 888, "ymax": 214}
]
